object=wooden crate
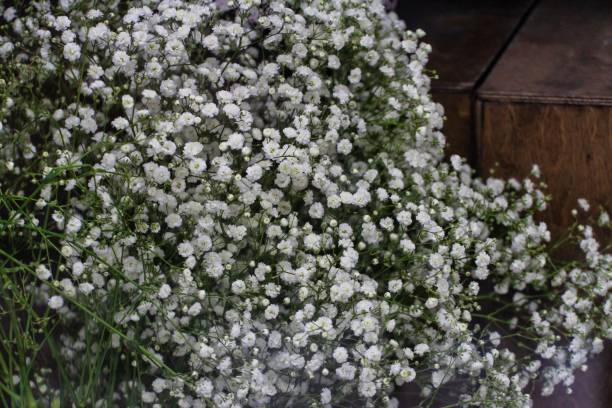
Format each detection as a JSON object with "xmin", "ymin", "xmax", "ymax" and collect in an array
[
  {"xmin": 396, "ymin": 0, "xmax": 612, "ymax": 407},
  {"xmin": 476, "ymin": 2, "xmax": 612, "ymax": 406},
  {"xmin": 396, "ymin": 0, "xmax": 535, "ymax": 164},
  {"xmin": 476, "ymin": 0, "xmax": 612, "ymax": 238}
]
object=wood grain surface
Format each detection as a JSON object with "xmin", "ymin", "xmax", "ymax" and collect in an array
[
  {"xmin": 477, "ymin": 102, "xmax": 612, "ymax": 239},
  {"xmin": 474, "ymin": 0, "xmax": 612, "ymax": 401},
  {"xmin": 476, "ymin": 101, "xmax": 612, "ymax": 407},
  {"xmin": 395, "ymin": 0, "xmax": 535, "ymax": 166},
  {"xmin": 396, "ymin": 1, "xmax": 612, "ymax": 406},
  {"xmin": 470, "ymin": 5, "xmax": 612, "ymax": 405},
  {"xmin": 478, "ymin": 0, "xmax": 612, "ymax": 106},
  {"xmin": 396, "ymin": 0, "xmax": 535, "ymax": 92},
  {"xmin": 432, "ymin": 92, "xmax": 473, "ymax": 162}
]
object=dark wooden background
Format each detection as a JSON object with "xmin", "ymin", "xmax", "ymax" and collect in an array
[{"xmin": 395, "ymin": 1, "xmax": 612, "ymax": 407}]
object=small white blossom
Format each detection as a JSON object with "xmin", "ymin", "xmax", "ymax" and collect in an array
[
  {"xmin": 36, "ymin": 265, "xmax": 51, "ymax": 280},
  {"xmin": 48, "ymin": 295, "xmax": 64, "ymax": 309},
  {"xmin": 264, "ymin": 304, "xmax": 279, "ymax": 320},
  {"xmin": 158, "ymin": 284, "xmax": 171, "ymax": 299},
  {"xmin": 63, "ymin": 43, "xmax": 81, "ymax": 61}
]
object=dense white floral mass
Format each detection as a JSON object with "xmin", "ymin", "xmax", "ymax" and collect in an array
[{"xmin": 0, "ymin": 1, "xmax": 610, "ymax": 407}]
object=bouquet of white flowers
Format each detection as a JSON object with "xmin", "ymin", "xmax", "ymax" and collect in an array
[{"xmin": 0, "ymin": 1, "xmax": 609, "ymax": 407}]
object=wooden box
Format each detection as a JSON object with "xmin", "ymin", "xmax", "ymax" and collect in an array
[
  {"xmin": 476, "ymin": 0, "xmax": 612, "ymax": 239},
  {"xmin": 396, "ymin": 0, "xmax": 612, "ymax": 406},
  {"xmin": 396, "ymin": 0, "xmax": 535, "ymax": 164},
  {"xmin": 476, "ymin": 1, "xmax": 612, "ymax": 406}
]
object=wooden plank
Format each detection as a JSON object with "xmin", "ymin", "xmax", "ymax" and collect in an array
[
  {"xmin": 478, "ymin": 0, "xmax": 612, "ymax": 106},
  {"xmin": 396, "ymin": 0, "xmax": 535, "ymax": 163},
  {"xmin": 477, "ymin": 102, "xmax": 612, "ymax": 237},
  {"xmin": 397, "ymin": 0, "xmax": 535, "ymax": 92},
  {"xmin": 433, "ymin": 92, "xmax": 472, "ymax": 159},
  {"xmin": 476, "ymin": 0, "xmax": 612, "ymax": 238}
]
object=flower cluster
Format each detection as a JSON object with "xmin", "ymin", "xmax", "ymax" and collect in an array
[{"xmin": 0, "ymin": 1, "xmax": 609, "ymax": 407}]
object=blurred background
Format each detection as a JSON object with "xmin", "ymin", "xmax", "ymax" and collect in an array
[{"xmin": 393, "ymin": 1, "xmax": 612, "ymax": 407}]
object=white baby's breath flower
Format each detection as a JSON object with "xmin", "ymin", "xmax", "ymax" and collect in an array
[
  {"xmin": 184, "ymin": 142, "xmax": 203, "ymax": 157},
  {"xmin": 264, "ymin": 304, "xmax": 279, "ymax": 320},
  {"xmin": 231, "ymin": 280, "xmax": 246, "ymax": 295},
  {"xmin": 337, "ymin": 139, "xmax": 352, "ymax": 155},
  {"xmin": 112, "ymin": 50, "xmax": 130, "ymax": 66},
  {"xmin": 4, "ymin": 2, "xmax": 609, "ymax": 407},
  {"xmin": 158, "ymin": 284, "xmax": 171, "ymax": 299},
  {"xmin": 111, "ymin": 117, "xmax": 129, "ymax": 130},
  {"xmin": 63, "ymin": 42, "xmax": 81, "ymax": 61},
  {"xmin": 121, "ymin": 95, "xmax": 134, "ymax": 109},
  {"xmin": 36, "ymin": 265, "xmax": 51, "ymax": 280},
  {"xmin": 48, "ymin": 295, "xmax": 64, "ymax": 309}
]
